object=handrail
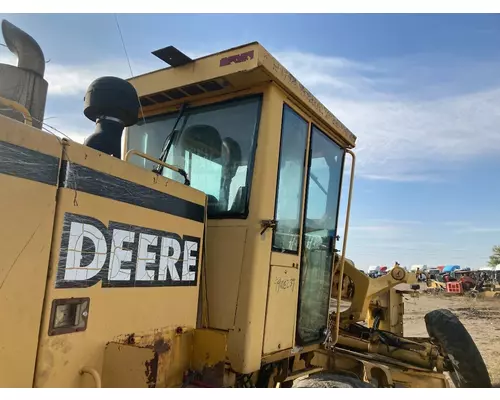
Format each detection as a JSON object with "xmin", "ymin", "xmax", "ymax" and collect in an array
[
  {"xmin": 124, "ymin": 149, "xmax": 190, "ymax": 185},
  {"xmin": 0, "ymin": 95, "xmax": 33, "ymax": 126},
  {"xmin": 330, "ymin": 149, "xmax": 356, "ymax": 347},
  {"xmin": 79, "ymin": 366, "xmax": 102, "ymax": 388}
]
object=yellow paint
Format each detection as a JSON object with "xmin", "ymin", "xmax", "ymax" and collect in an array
[
  {"xmin": 205, "ymin": 225, "xmax": 247, "ymax": 330},
  {"xmin": 102, "ymin": 343, "xmax": 155, "ymax": 388},
  {"xmin": 32, "ymin": 140, "xmax": 205, "ymax": 387},
  {"xmin": 191, "ymin": 329, "xmax": 228, "ymax": 371},
  {"xmin": 0, "ymin": 116, "xmax": 61, "ymax": 387},
  {"xmin": 263, "ymin": 266, "xmax": 299, "ymax": 354},
  {"xmin": 0, "ymin": 96, "xmax": 33, "ymax": 126},
  {"xmin": 333, "ymin": 257, "xmax": 413, "ymax": 325}
]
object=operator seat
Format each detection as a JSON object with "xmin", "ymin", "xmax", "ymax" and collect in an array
[
  {"xmin": 175, "ymin": 124, "xmax": 223, "ymax": 214},
  {"xmin": 177, "ymin": 124, "xmax": 222, "ymax": 160}
]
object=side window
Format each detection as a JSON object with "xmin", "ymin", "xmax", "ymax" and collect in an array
[{"xmin": 272, "ymin": 105, "xmax": 309, "ymax": 253}]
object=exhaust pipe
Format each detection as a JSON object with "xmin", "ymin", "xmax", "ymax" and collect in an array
[
  {"xmin": 0, "ymin": 19, "xmax": 48, "ymax": 129},
  {"xmin": 2, "ymin": 19, "xmax": 45, "ymax": 76}
]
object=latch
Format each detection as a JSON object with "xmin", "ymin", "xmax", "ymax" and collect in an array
[
  {"xmin": 48, "ymin": 297, "xmax": 90, "ymax": 336},
  {"xmin": 260, "ymin": 219, "xmax": 277, "ymax": 235}
]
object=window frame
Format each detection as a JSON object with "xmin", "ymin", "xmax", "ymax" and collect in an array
[
  {"xmin": 295, "ymin": 122, "xmax": 347, "ymax": 346},
  {"xmin": 271, "ymin": 103, "xmax": 310, "ymax": 255},
  {"xmin": 126, "ymin": 93, "xmax": 264, "ymax": 220}
]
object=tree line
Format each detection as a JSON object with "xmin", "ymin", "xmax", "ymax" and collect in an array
[{"xmin": 488, "ymin": 245, "xmax": 500, "ymax": 267}]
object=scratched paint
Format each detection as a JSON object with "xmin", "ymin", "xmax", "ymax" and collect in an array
[{"xmin": 274, "ymin": 276, "xmax": 296, "ymax": 293}]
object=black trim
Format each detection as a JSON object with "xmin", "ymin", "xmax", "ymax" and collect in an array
[
  {"xmin": 295, "ymin": 124, "xmax": 346, "ymax": 347},
  {"xmin": 0, "ymin": 140, "xmax": 60, "ymax": 186},
  {"xmin": 240, "ymin": 94, "xmax": 263, "ymax": 220},
  {"xmin": 59, "ymin": 161, "xmax": 205, "ymax": 223},
  {"xmin": 126, "ymin": 93, "xmax": 264, "ymax": 220},
  {"xmin": 295, "ymin": 122, "xmax": 314, "ymax": 347},
  {"xmin": 271, "ymin": 103, "xmax": 309, "ymax": 255}
]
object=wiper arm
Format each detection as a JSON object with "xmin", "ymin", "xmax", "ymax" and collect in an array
[
  {"xmin": 154, "ymin": 103, "xmax": 187, "ymax": 175},
  {"xmin": 310, "ymin": 171, "xmax": 328, "ymax": 196}
]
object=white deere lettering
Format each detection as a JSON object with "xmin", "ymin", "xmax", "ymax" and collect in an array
[
  {"xmin": 64, "ymin": 221, "xmax": 107, "ymax": 281},
  {"xmin": 182, "ymin": 240, "xmax": 198, "ymax": 282},
  {"xmin": 159, "ymin": 237, "xmax": 181, "ymax": 281},
  {"xmin": 136, "ymin": 233, "xmax": 158, "ymax": 281},
  {"xmin": 109, "ymin": 229, "xmax": 134, "ymax": 281},
  {"xmin": 56, "ymin": 212, "xmax": 201, "ymax": 288}
]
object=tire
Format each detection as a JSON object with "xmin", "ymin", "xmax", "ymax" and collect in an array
[
  {"xmin": 292, "ymin": 373, "xmax": 373, "ymax": 388},
  {"xmin": 424, "ymin": 309, "xmax": 492, "ymax": 388}
]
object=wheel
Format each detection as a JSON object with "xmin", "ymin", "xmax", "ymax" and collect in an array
[
  {"xmin": 292, "ymin": 373, "xmax": 373, "ymax": 388},
  {"xmin": 424, "ymin": 309, "xmax": 492, "ymax": 388}
]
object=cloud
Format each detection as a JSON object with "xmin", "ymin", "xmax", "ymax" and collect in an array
[
  {"xmin": 1, "ymin": 49, "xmax": 161, "ymax": 97},
  {"xmin": 365, "ymin": 218, "xmax": 423, "ymax": 226},
  {"xmin": 0, "ymin": 51, "xmax": 16, "ymax": 65},
  {"xmin": 41, "ymin": 117, "xmax": 90, "ymax": 143},
  {"xmin": 456, "ymin": 227, "xmax": 500, "ymax": 234},
  {"xmin": 44, "ymin": 60, "xmax": 161, "ymax": 97},
  {"xmin": 1, "ymin": 48, "xmax": 165, "ymax": 142},
  {"xmin": 4, "ymin": 45, "xmax": 500, "ymax": 183},
  {"xmin": 349, "ymin": 225, "xmax": 398, "ymax": 233},
  {"xmin": 274, "ymin": 50, "xmax": 500, "ymax": 182},
  {"xmin": 443, "ymin": 221, "xmax": 471, "ymax": 227}
]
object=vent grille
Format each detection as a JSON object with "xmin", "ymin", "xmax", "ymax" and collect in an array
[{"xmin": 139, "ymin": 78, "xmax": 229, "ymax": 108}]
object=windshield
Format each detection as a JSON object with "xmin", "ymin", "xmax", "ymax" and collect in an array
[{"xmin": 126, "ymin": 95, "xmax": 262, "ymax": 218}]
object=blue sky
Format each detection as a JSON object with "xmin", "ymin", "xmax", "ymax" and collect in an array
[{"xmin": 1, "ymin": 13, "xmax": 500, "ymax": 269}]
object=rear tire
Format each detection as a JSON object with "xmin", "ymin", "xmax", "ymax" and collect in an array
[
  {"xmin": 292, "ymin": 373, "xmax": 373, "ymax": 388},
  {"xmin": 424, "ymin": 308, "xmax": 492, "ymax": 388}
]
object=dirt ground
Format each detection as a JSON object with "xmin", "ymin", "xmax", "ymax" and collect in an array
[{"xmin": 403, "ymin": 293, "xmax": 500, "ymax": 386}]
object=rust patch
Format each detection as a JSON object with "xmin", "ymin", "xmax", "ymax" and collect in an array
[
  {"xmin": 153, "ymin": 337, "xmax": 171, "ymax": 354},
  {"xmin": 198, "ymin": 361, "xmax": 226, "ymax": 387},
  {"xmin": 126, "ymin": 333, "xmax": 135, "ymax": 345},
  {"xmin": 144, "ymin": 354, "xmax": 159, "ymax": 388}
]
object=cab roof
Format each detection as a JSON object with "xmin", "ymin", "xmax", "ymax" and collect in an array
[{"xmin": 128, "ymin": 42, "xmax": 357, "ymax": 148}]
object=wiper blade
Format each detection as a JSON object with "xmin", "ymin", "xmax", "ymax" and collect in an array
[{"xmin": 154, "ymin": 103, "xmax": 187, "ymax": 174}]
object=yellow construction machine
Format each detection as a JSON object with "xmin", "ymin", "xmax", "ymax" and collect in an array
[{"xmin": 0, "ymin": 20, "xmax": 492, "ymax": 388}]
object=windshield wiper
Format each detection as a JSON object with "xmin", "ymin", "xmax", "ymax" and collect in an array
[
  {"xmin": 154, "ymin": 103, "xmax": 187, "ymax": 175},
  {"xmin": 152, "ymin": 103, "xmax": 192, "ymax": 186},
  {"xmin": 310, "ymin": 171, "xmax": 328, "ymax": 196}
]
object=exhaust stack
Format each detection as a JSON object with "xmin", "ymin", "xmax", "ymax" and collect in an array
[{"xmin": 0, "ymin": 19, "xmax": 48, "ymax": 129}]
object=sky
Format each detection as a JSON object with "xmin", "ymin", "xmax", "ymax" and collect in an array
[{"xmin": 1, "ymin": 13, "xmax": 500, "ymax": 269}]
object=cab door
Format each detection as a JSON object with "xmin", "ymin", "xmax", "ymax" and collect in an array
[
  {"xmin": 262, "ymin": 104, "xmax": 309, "ymax": 354},
  {"xmin": 295, "ymin": 125, "xmax": 345, "ymax": 346}
]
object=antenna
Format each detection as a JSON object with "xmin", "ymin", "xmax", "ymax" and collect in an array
[{"xmin": 113, "ymin": 14, "xmax": 147, "ymax": 126}]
